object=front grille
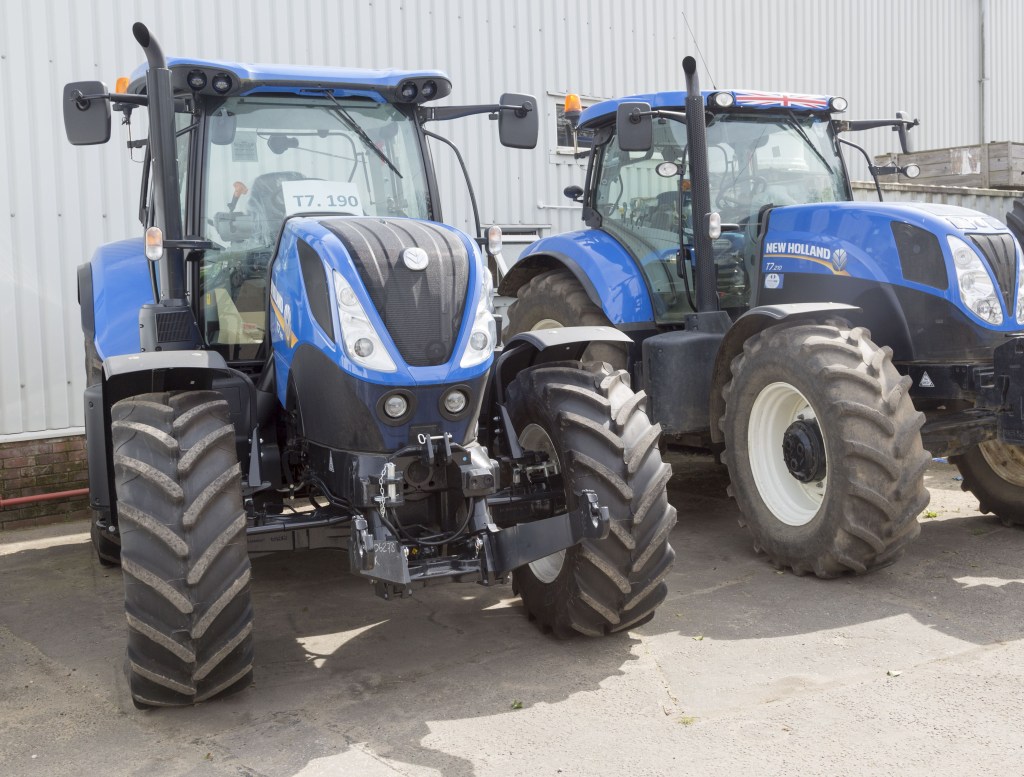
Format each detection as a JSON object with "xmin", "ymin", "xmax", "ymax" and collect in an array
[
  {"xmin": 970, "ymin": 233, "xmax": 1017, "ymax": 311},
  {"xmin": 322, "ymin": 217, "xmax": 469, "ymax": 367},
  {"xmin": 155, "ymin": 310, "xmax": 193, "ymax": 344}
]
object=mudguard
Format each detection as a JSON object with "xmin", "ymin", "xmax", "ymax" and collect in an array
[
  {"xmin": 86, "ymin": 350, "xmax": 255, "ymax": 518},
  {"xmin": 498, "ymin": 231, "xmax": 656, "ymax": 325},
  {"xmin": 490, "ymin": 325, "xmax": 634, "ymax": 403},
  {"xmin": 80, "ymin": 238, "xmax": 154, "ymax": 360}
]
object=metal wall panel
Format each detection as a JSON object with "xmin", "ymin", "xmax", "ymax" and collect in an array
[{"xmin": 2, "ymin": 0, "xmax": 1022, "ymax": 437}]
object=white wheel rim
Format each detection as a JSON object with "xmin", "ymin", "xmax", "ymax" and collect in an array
[
  {"xmin": 747, "ymin": 381, "xmax": 827, "ymax": 527},
  {"xmin": 532, "ymin": 318, "xmax": 564, "ymax": 330},
  {"xmin": 979, "ymin": 440, "xmax": 1024, "ymax": 486},
  {"xmin": 519, "ymin": 423, "xmax": 566, "ymax": 583}
]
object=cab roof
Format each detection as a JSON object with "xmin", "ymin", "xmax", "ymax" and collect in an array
[
  {"xmin": 129, "ymin": 57, "xmax": 452, "ymax": 102},
  {"xmin": 579, "ymin": 90, "xmax": 840, "ymax": 128}
]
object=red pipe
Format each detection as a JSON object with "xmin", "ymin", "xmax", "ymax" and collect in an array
[{"xmin": 0, "ymin": 488, "xmax": 89, "ymax": 509}]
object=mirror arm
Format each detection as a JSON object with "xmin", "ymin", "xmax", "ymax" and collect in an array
[
  {"xmin": 420, "ymin": 104, "xmax": 501, "ymax": 122},
  {"xmin": 421, "ymin": 100, "xmax": 534, "ymax": 123},
  {"xmin": 68, "ymin": 90, "xmax": 149, "ymax": 109},
  {"xmin": 835, "ymin": 118, "xmax": 919, "ymax": 133},
  {"xmin": 838, "ymin": 137, "xmax": 885, "ymax": 201},
  {"xmin": 622, "ymin": 107, "xmax": 688, "ymax": 124},
  {"xmin": 649, "ymin": 109, "xmax": 687, "ymax": 123},
  {"xmin": 423, "ymin": 128, "xmax": 482, "ymax": 240}
]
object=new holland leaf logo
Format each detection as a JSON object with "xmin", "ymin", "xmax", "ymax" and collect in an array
[{"xmin": 832, "ymin": 248, "xmax": 848, "ymax": 273}]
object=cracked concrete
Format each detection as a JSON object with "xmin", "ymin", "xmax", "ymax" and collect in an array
[{"xmin": 1, "ymin": 455, "xmax": 1022, "ymax": 776}]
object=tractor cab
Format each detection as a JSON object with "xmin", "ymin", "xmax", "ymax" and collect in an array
[
  {"xmin": 573, "ymin": 90, "xmax": 852, "ymax": 322},
  {"xmin": 121, "ymin": 61, "xmax": 452, "ymax": 364}
]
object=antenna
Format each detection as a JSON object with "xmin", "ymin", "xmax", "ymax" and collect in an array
[{"xmin": 681, "ymin": 10, "xmax": 716, "ymax": 89}]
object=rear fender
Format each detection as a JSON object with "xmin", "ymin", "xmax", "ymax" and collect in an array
[
  {"xmin": 497, "ymin": 231, "xmax": 655, "ymax": 325},
  {"xmin": 708, "ymin": 303, "xmax": 859, "ymax": 443}
]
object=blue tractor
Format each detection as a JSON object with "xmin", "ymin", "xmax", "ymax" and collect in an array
[
  {"xmin": 64, "ymin": 24, "xmax": 676, "ymax": 707},
  {"xmin": 503, "ymin": 57, "xmax": 1024, "ymax": 579}
]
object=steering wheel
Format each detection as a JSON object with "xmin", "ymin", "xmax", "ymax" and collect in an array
[{"xmin": 716, "ymin": 176, "xmax": 768, "ymax": 210}]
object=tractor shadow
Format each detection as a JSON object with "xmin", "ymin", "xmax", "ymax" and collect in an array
[
  {"xmin": 651, "ymin": 450, "xmax": 1024, "ymax": 647},
  {"xmin": 0, "ymin": 532, "xmax": 640, "ymax": 777},
  {"xmin": 3, "ymin": 453, "xmax": 1024, "ymax": 776}
]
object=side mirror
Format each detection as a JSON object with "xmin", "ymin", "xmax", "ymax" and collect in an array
[
  {"xmin": 209, "ymin": 110, "xmax": 237, "ymax": 145},
  {"xmin": 63, "ymin": 81, "xmax": 111, "ymax": 145},
  {"xmin": 896, "ymin": 110, "xmax": 913, "ymax": 154},
  {"xmin": 498, "ymin": 93, "xmax": 539, "ymax": 149},
  {"xmin": 564, "ymin": 185, "xmax": 584, "ymax": 202},
  {"xmin": 616, "ymin": 102, "xmax": 653, "ymax": 151}
]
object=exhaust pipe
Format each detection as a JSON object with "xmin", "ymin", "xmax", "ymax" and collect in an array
[
  {"xmin": 133, "ymin": 23, "xmax": 187, "ymax": 304},
  {"xmin": 682, "ymin": 56, "xmax": 719, "ymax": 314}
]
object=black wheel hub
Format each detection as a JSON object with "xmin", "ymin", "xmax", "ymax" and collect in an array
[{"xmin": 782, "ymin": 419, "xmax": 827, "ymax": 483}]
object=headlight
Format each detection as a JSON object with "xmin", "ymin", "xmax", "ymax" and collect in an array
[
  {"xmin": 459, "ymin": 261, "xmax": 496, "ymax": 368},
  {"xmin": 332, "ymin": 270, "xmax": 397, "ymax": 372},
  {"xmin": 383, "ymin": 393, "xmax": 409, "ymax": 419},
  {"xmin": 947, "ymin": 236, "xmax": 1003, "ymax": 325},
  {"xmin": 711, "ymin": 92, "xmax": 735, "ymax": 108},
  {"xmin": 442, "ymin": 389, "xmax": 468, "ymax": 415}
]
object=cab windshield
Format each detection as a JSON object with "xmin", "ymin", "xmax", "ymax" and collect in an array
[
  {"xmin": 595, "ymin": 110, "xmax": 847, "ymax": 323},
  {"xmin": 199, "ymin": 94, "xmax": 431, "ymax": 358}
]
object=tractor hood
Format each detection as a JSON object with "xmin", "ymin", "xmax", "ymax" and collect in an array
[
  {"xmin": 762, "ymin": 201, "xmax": 1024, "ymax": 332},
  {"xmin": 268, "ymin": 216, "xmax": 491, "ymax": 386}
]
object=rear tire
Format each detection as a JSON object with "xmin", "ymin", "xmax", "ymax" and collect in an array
[
  {"xmin": 952, "ymin": 441, "xmax": 1024, "ymax": 526},
  {"xmin": 507, "ymin": 362, "xmax": 676, "ymax": 637},
  {"xmin": 112, "ymin": 390, "xmax": 254, "ymax": 707},
  {"xmin": 722, "ymin": 321, "xmax": 928, "ymax": 577},
  {"xmin": 506, "ymin": 269, "xmax": 628, "ymax": 369}
]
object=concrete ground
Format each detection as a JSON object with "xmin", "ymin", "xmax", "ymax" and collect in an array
[{"xmin": 1, "ymin": 455, "xmax": 1023, "ymax": 776}]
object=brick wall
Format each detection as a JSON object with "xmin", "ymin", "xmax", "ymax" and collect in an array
[{"xmin": 0, "ymin": 436, "xmax": 91, "ymax": 530}]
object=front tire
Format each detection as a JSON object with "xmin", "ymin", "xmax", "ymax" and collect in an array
[
  {"xmin": 506, "ymin": 362, "xmax": 676, "ymax": 637},
  {"xmin": 722, "ymin": 321, "xmax": 929, "ymax": 577},
  {"xmin": 112, "ymin": 390, "xmax": 254, "ymax": 707},
  {"xmin": 952, "ymin": 441, "xmax": 1024, "ymax": 526}
]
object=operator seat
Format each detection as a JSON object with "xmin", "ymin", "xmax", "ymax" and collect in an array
[
  {"xmin": 248, "ymin": 171, "xmax": 306, "ymax": 246},
  {"xmin": 649, "ymin": 190, "xmax": 679, "ymax": 232}
]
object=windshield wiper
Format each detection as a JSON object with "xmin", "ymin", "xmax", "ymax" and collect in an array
[
  {"xmin": 782, "ymin": 112, "xmax": 836, "ymax": 176},
  {"xmin": 319, "ymin": 90, "xmax": 403, "ymax": 179}
]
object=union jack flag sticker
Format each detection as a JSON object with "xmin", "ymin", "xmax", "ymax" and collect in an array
[{"xmin": 732, "ymin": 90, "xmax": 830, "ymax": 110}]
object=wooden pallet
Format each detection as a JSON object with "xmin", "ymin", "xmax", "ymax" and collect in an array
[{"xmin": 876, "ymin": 142, "xmax": 1024, "ymax": 190}]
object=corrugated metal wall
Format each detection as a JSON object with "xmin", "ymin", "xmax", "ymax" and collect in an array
[{"xmin": 2, "ymin": 0, "xmax": 1022, "ymax": 437}]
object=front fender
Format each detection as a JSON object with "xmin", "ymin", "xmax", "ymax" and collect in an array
[
  {"xmin": 84, "ymin": 238, "xmax": 153, "ymax": 360},
  {"xmin": 87, "ymin": 350, "xmax": 253, "ymax": 518},
  {"xmin": 490, "ymin": 326, "xmax": 634, "ymax": 404},
  {"xmin": 498, "ymin": 230, "xmax": 655, "ymax": 325}
]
